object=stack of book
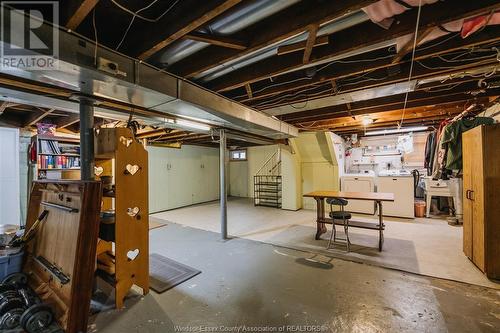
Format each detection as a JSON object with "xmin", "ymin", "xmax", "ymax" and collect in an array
[{"xmin": 37, "ymin": 155, "xmax": 80, "ymax": 170}]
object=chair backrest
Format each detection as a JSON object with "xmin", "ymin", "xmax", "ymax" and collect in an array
[{"xmin": 326, "ymin": 197, "xmax": 348, "ymax": 206}]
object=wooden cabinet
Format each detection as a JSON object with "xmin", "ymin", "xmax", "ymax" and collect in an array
[
  {"xmin": 148, "ymin": 145, "xmax": 220, "ymax": 213},
  {"xmin": 462, "ymin": 124, "xmax": 500, "ymax": 279}
]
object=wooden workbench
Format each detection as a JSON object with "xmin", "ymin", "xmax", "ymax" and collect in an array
[{"xmin": 303, "ymin": 191, "xmax": 395, "ymax": 251}]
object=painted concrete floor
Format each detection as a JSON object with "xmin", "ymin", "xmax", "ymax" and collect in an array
[
  {"xmin": 90, "ymin": 222, "xmax": 500, "ymax": 333},
  {"xmin": 151, "ymin": 198, "xmax": 499, "ymax": 289}
]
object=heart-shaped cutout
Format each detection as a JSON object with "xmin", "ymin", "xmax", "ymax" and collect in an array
[
  {"xmin": 119, "ymin": 136, "xmax": 133, "ymax": 147},
  {"xmin": 127, "ymin": 207, "xmax": 140, "ymax": 217},
  {"xmin": 94, "ymin": 166, "xmax": 104, "ymax": 176},
  {"xmin": 127, "ymin": 249, "xmax": 139, "ymax": 261},
  {"xmin": 125, "ymin": 164, "xmax": 140, "ymax": 175}
]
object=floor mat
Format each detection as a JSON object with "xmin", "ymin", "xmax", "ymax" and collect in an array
[
  {"xmin": 149, "ymin": 253, "xmax": 201, "ymax": 293},
  {"xmin": 149, "ymin": 218, "xmax": 168, "ymax": 230}
]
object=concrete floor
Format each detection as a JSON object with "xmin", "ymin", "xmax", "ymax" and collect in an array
[
  {"xmin": 151, "ymin": 198, "xmax": 499, "ymax": 289},
  {"xmin": 91, "ymin": 223, "xmax": 500, "ymax": 333}
]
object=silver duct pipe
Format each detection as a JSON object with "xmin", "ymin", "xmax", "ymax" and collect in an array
[
  {"xmin": 157, "ymin": 0, "xmax": 300, "ymax": 66},
  {"xmin": 195, "ymin": 10, "xmax": 372, "ymax": 82}
]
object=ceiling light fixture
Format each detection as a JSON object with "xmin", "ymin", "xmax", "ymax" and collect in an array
[
  {"xmin": 364, "ymin": 126, "xmax": 428, "ymax": 136},
  {"xmin": 361, "ymin": 115, "xmax": 373, "ymax": 126}
]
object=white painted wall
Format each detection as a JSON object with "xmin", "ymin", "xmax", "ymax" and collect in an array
[
  {"xmin": 148, "ymin": 145, "xmax": 219, "ymax": 213},
  {"xmin": 295, "ymin": 132, "xmax": 340, "ymax": 210},
  {"xmin": 229, "ymin": 160, "xmax": 248, "ymax": 197},
  {"xmin": 0, "ymin": 127, "xmax": 20, "ymax": 225}
]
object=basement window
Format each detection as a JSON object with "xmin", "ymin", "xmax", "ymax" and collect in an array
[{"xmin": 230, "ymin": 149, "xmax": 247, "ymax": 161}]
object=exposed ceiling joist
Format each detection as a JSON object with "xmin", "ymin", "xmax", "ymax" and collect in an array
[
  {"xmin": 282, "ymin": 86, "xmax": 500, "ymax": 123},
  {"xmin": 135, "ymin": 0, "xmax": 243, "ymax": 60},
  {"xmin": 227, "ymin": 28, "xmax": 500, "ymax": 103},
  {"xmin": 65, "ymin": 0, "xmax": 100, "ymax": 30},
  {"xmin": 184, "ymin": 32, "xmax": 247, "ymax": 50},
  {"xmin": 170, "ymin": 0, "xmax": 376, "ymax": 77},
  {"xmin": 245, "ymin": 83, "xmax": 253, "ymax": 99},
  {"xmin": 207, "ymin": 0, "xmax": 500, "ymax": 92},
  {"xmin": 277, "ymin": 35, "xmax": 329, "ymax": 56},
  {"xmin": 54, "ymin": 114, "xmax": 80, "ymax": 129},
  {"xmin": 23, "ymin": 108, "xmax": 55, "ymax": 127},
  {"xmin": 303, "ymin": 24, "xmax": 319, "ymax": 64}
]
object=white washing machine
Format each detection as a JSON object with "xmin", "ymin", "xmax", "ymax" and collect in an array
[{"xmin": 341, "ymin": 171, "xmax": 376, "ymax": 214}]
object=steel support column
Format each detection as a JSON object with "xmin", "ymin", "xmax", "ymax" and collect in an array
[
  {"xmin": 219, "ymin": 129, "xmax": 227, "ymax": 239},
  {"xmin": 80, "ymin": 100, "xmax": 94, "ymax": 180}
]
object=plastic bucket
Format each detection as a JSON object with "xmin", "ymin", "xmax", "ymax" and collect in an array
[
  {"xmin": 414, "ymin": 200, "xmax": 426, "ymax": 218},
  {"xmin": 0, "ymin": 251, "xmax": 24, "ymax": 281}
]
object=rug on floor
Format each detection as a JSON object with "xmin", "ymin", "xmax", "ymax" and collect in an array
[{"xmin": 149, "ymin": 253, "xmax": 201, "ymax": 293}]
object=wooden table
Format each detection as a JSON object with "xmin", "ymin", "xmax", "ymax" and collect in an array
[{"xmin": 303, "ymin": 191, "xmax": 395, "ymax": 251}]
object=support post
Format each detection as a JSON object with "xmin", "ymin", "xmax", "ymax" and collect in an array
[
  {"xmin": 80, "ymin": 100, "xmax": 94, "ymax": 180},
  {"xmin": 219, "ymin": 129, "xmax": 227, "ymax": 239}
]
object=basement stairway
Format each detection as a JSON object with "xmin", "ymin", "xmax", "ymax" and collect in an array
[{"xmin": 254, "ymin": 149, "xmax": 282, "ymax": 208}]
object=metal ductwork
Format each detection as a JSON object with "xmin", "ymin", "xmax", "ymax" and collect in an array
[{"xmin": 0, "ymin": 7, "xmax": 297, "ymax": 139}]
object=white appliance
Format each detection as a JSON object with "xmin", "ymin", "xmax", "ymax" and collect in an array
[
  {"xmin": 377, "ymin": 174, "xmax": 414, "ymax": 218},
  {"xmin": 341, "ymin": 171, "xmax": 376, "ymax": 214},
  {"xmin": 423, "ymin": 177, "xmax": 463, "ymax": 220}
]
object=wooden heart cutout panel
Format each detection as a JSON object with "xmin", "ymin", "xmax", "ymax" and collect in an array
[
  {"xmin": 127, "ymin": 207, "xmax": 140, "ymax": 217},
  {"xmin": 127, "ymin": 249, "xmax": 139, "ymax": 261},
  {"xmin": 94, "ymin": 166, "xmax": 104, "ymax": 176},
  {"xmin": 125, "ymin": 164, "xmax": 140, "ymax": 175},
  {"xmin": 119, "ymin": 136, "xmax": 133, "ymax": 147}
]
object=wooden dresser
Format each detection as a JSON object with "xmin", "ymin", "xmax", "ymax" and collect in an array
[{"xmin": 462, "ymin": 123, "xmax": 500, "ymax": 279}]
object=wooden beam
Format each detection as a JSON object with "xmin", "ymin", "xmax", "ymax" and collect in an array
[
  {"xmin": 0, "ymin": 102, "xmax": 15, "ymax": 115},
  {"xmin": 277, "ymin": 35, "xmax": 329, "ymax": 56},
  {"xmin": 184, "ymin": 32, "xmax": 247, "ymax": 50},
  {"xmin": 23, "ymin": 108, "xmax": 55, "ymax": 127},
  {"xmin": 54, "ymin": 114, "xmax": 80, "ymax": 129},
  {"xmin": 227, "ymin": 28, "xmax": 500, "ymax": 103},
  {"xmin": 170, "ymin": 0, "xmax": 376, "ymax": 77},
  {"xmin": 207, "ymin": 0, "xmax": 500, "ymax": 92},
  {"xmin": 303, "ymin": 24, "xmax": 320, "ymax": 64},
  {"xmin": 245, "ymin": 83, "xmax": 253, "ymax": 99},
  {"xmin": 65, "ymin": 0, "xmax": 100, "ymax": 30},
  {"xmin": 135, "ymin": 0, "xmax": 243, "ymax": 60},
  {"xmin": 392, "ymin": 26, "xmax": 435, "ymax": 64}
]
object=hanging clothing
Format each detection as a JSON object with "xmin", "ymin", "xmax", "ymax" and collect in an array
[
  {"xmin": 441, "ymin": 117, "xmax": 494, "ymax": 170},
  {"xmin": 431, "ymin": 120, "xmax": 451, "ymax": 179},
  {"xmin": 424, "ymin": 131, "xmax": 436, "ymax": 175}
]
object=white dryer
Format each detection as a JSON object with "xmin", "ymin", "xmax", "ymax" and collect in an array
[{"xmin": 341, "ymin": 171, "xmax": 376, "ymax": 214}]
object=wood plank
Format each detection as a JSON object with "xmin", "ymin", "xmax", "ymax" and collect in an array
[
  {"xmin": 136, "ymin": 0, "xmax": 243, "ymax": 60},
  {"xmin": 184, "ymin": 31, "xmax": 247, "ymax": 50},
  {"xmin": 392, "ymin": 26, "xmax": 434, "ymax": 63},
  {"xmin": 277, "ymin": 35, "xmax": 329, "ymax": 56},
  {"xmin": 303, "ymin": 190, "xmax": 394, "ymax": 202},
  {"xmin": 207, "ymin": 0, "xmax": 500, "ymax": 92},
  {"xmin": 245, "ymin": 83, "xmax": 253, "ymax": 99},
  {"xmin": 65, "ymin": 0, "xmax": 100, "ymax": 30},
  {"xmin": 170, "ymin": 0, "xmax": 376, "ymax": 77},
  {"xmin": 54, "ymin": 114, "xmax": 80, "ymax": 129},
  {"xmin": 303, "ymin": 24, "xmax": 319, "ymax": 64}
]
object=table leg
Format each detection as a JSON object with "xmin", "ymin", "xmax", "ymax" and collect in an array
[
  {"xmin": 315, "ymin": 197, "xmax": 327, "ymax": 240},
  {"xmin": 378, "ymin": 201, "xmax": 384, "ymax": 251}
]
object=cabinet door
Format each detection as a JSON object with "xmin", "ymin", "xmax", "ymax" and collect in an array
[
  {"xmin": 342, "ymin": 178, "xmax": 375, "ymax": 214},
  {"xmin": 470, "ymin": 130, "xmax": 485, "ymax": 271},
  {"xmin": 462, "ymin": 131, "xmax": 474, "ymax": 259},
  {"xmin": 378, "ymin": 177, "xmax": 414, "ymax": 218}
]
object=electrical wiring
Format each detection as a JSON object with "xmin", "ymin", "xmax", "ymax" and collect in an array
[
  {"xmin": 110, "ymin": 0, "xmax": 180, "ymax": 23},
  {"xmin": 92, "ymin": 9, "xmax": 98, "ymax": 65},
  {"xmin": 115, "ymin": 0, "xmax": 180, "ymax": 50},
  {"xmin": 399, "ymin": 0, "xmax": 422, "ymax": 129}
]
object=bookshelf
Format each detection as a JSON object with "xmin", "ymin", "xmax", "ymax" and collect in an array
[{"xmin": 31, "ymin": 134, "xmax": 81, "ymax": 180}]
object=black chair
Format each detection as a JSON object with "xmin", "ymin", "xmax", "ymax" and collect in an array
[{"xmin": 326, "ymin": 197, "xmax": 351, "ymax": 251}]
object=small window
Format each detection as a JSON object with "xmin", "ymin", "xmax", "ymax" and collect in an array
[{"xmin": 230, "ymin": 149, "xmax": 247, "ymax": 161}]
